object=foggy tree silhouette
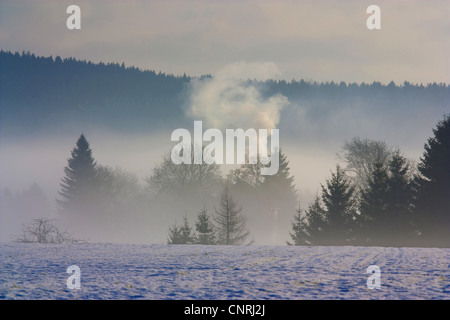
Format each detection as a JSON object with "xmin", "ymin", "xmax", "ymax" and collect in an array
[
  {"xmin": 320, "ymin": 165, "xmax": 357, "ymax": 245},
  {"xmin": 56, "ymin": 135, "xmax": 146, "ymax": 242},
  {"xmin": 290, "ymin": 132, "xmax": 446, "ymax": 248},
  {"xmin": 260, "ymin": 150, "xmax": 298, "ymax": 243},
  {"xmin": 338, "ymin": 137, "xmax": 393, "ymax": 192},
  {"xmin": 147, "ymin": 149, "xmax": 223, "ymax": 205},
  {"xmin": 227, "ymin": 159, "xmax": 266, "ymax": 243},
  {"xmin": 57, "ymin": 134, "xmax": 98, "ymax": 216},
  {"xmin": 358, "ymin": 161, "xmax": 390, "ymax": 245},
  {"xmin": 356, "ymin": 151, "xmax": 416, "ymax": 246},
  {"xmin": 289, "ymin": 196, "xmax": 326, "ymax": 246},
  {"xmin": 261, "ymin": 150, "xmax": 297, "ymax": 202},
  {"xmin": 167, "ymin": 216, "xmax": 195, "ymax": 245},
  {"xmin": 289, "ymin": 165, "xmax": 356, "ymax": 246},
  {"xmin": 385, "ymin": 151, "xmax": 415, "ymax": 245},
  {"xmin": 214, "ymin": 186, "xmax": 250, "ymax": 245},
  {"xmin": 180, "ymin": 215, "xmax": 195, "ymax": 244},
  {"xmin": 228, "ymin": 151, "xmax": 297, "ymax": 244},
  {"xmin": 414, "ymin": 114, "xmax": 450, "ymax": 247},
  {"xmin": 95, "ymin": 165, "xmax": 142, "ymax": 211},
  {"xmin": 288, "ymin": 205, "xmax": 309, "ymax": 246},
  {"xmin": 195, "ymin": 206, "xmax": 216, "ymax": 245},
  {"xmin": 229, "ymin": 163, "xmax": 264, "ymax": 191},
  {"xmin": 167, "ymin": 224, "xmax": 183, "ymax": 244},
  {"xmin": 94, "ymin": 165, "xmax": 144, "ymax": 236}
]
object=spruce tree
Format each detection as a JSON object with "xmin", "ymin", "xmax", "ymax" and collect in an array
[
  {"xmin": 289, "ymin": 206, "xmax": 309, "ymax": 246},
  {"xmin": 262, "ymin": 150, "xmax": 297, "ymax": 199},
  {"xmin": 289, "ymin": 196, "xmax": 326, "ymax": 246},
  {"xmin": 57, "ymin": 134, "xmax": 97, "ymax": 215},
  {"xmin": 386, "ymin": 150, "xmax": 414, "ymax": 244},
  {"xmin": 195, "ymin": 207, "xmax": 215, "ymax": 245},
  {"xmin": 167, "ymin": 224, "xmax": 183, "ymax": 244},
  {"xmin": 414, "ymin": 115, "xmax": 450, "ymax": 246},
  {"xmin": 320, "ymin": 165, "xmax": 357, "ymax": 245},
  {"xmin": 260, "ymin": 150, "xmax": 298, "ymax": 244},
  {"xmin": 227, "ymin": 159, "xmax": 265, "ymax": 243},
  {"xmin": 289, "ymin": 165, "xmax": 356, "ymax": 246},
  {"xmin": 305, "ymin": 196, "xmax": 328, "ymax": 245},
  {"xmin": 179, "ymin": 216, "xmax": 195, "ymax": 244},
  {"xmin": 167, "ymin": 216, "xmax": 194, "ymax": 244},
  {"xmin": 359, "ymin": 161, "xmax": 390, "ymax": 245}
]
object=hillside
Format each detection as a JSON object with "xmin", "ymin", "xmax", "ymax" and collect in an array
[
  {"xmin": 1, "ymin": 50, "xmax": 448, "ymax": 139},
  {"xmin": 0, "ymin": 51, "xmax": 191, "ymax": 135}
]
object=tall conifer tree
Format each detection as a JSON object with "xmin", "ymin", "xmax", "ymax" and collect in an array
[
  {"xmin": 195, "ymin": 206, "xmax": 216, "ymax": 245},
  {"xmin": 414, "ymin": 115, "xmax": 450, "ymax": 246},
  {"xmin": 359, "ymin": 161, "xmax": 390, "ymax": 244},
  {"xmin": 289, "ymin": 165, "xmax": 356, "ymax": 246},
  {"xmin": 386, "ymin": 151, "xmax": 414, "ymax": 244},
  {"xmin": 57, "ymin": 134, "xmax": 97, "ymax": 215},
  {"xmin": 321, "ymin": 165, "xmax": 357, "ymax": 244}
]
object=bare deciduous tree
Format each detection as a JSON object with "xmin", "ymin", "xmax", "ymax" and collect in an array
[
  {"xmin": 214, "ymin": 186, "xmax": 251, "ymax": 245},
  {"xmin": 338, "ymin": 137, "xmax": 393, "ymax": 191},
  {"xmin": 14, "ymin": 218, "xmax": 82, "ymax": 244},
  {"xmin": 146, "ymin": 147, "xmax": 223, "ymax": 203}
]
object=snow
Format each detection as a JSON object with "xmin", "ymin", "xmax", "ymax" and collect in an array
[{"xmin": 1, "ymin": 243, "xmax": 449, "ymax": 300}]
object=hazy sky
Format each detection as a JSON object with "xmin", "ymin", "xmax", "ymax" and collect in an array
[{"xmin": 0, "ymin": 0, "xmax": 448, "ymax": 84}]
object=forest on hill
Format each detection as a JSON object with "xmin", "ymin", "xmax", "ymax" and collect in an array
[{"xmin": 1, "ymin": 50, "xmax": 448, "ymax": 137}]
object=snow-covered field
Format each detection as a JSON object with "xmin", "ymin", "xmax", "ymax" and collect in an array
[{"xmin": 1, "ymin": 243, "xmax": 449, "ymax": 300}]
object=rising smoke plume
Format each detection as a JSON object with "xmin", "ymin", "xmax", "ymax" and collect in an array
[{"xmin": 185, "ymin": 61, "xmax": 289, "ymax": 131}]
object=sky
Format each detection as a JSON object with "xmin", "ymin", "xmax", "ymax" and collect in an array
[{"xmin": 0, "ymin": 0, "xmax": 449, "ymax": 84}]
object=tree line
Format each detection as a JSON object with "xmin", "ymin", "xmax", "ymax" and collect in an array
[
  {"xmin": 1, "ymin": 50, "xmax": 448, "ymax": 138},
  {"xmin": 51, "ymin": 132, "xmax": 296, "ymax": 245},
  {"xmin": 5, "ymin": 115, "xmax": 448, "ymax": 247},
  {"xmin": 48, "ymin": 115, "xmax": 449, "ymax": 247},
  {"xmin": 290, "ymin": 116, "xmax": 449, "ymax": 247}
]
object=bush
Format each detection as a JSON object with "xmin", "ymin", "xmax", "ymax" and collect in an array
[{"xmin": 14, "ymin": 217, "xmax": 82, "ymax": 244}]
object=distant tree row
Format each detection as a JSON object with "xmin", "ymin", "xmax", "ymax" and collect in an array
[
  {"xmin": 51, "ymin": 115, "xmax": 449, "ymax": 247},
  {"xmin": 289, "ymin": 115, "xmax": 450, "ymax": 247},
  {"xmin": 0, "ymin": 50, "xmax": 190, "ymax": 134},
  {"xmin": 1, "ymin": 50, "xmax": 448, "ymax": 137}
]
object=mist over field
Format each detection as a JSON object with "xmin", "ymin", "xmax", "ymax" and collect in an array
[
  {"xmin": 1, "ymin": 1, "xmax": 450, "ymax": 306},
  {"xmin": 0, "ymin": 53, "xmax": 449, "ymax": 246}
]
